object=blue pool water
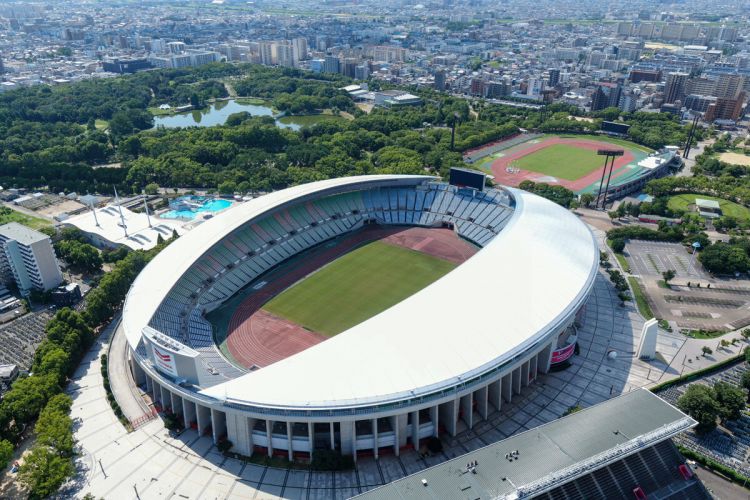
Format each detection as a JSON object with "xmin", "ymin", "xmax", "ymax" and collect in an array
[{"xmin": 162, "ymin": 198, "xmax": 232, "ymax": 220}]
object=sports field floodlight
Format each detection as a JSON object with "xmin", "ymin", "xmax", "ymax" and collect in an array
[{"xmin": 595, "ymin": 149, "xmax": 625, "ymax": 210}]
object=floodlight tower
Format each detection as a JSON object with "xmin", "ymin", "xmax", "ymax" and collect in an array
[{"xmin": 596, "ymin": 149, "xmax": 625, "ymax": 210}]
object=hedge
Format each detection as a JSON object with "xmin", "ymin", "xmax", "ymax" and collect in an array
[
  {"xmin": 650, "ymin": 353, "xmax": 746, "ymax": 393},
  {"xmin": 678, "ymin": 445, "xmax": 750, "ymax": 490}
]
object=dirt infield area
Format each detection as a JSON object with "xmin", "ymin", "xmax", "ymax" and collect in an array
[
  {"xmin": 488, "ymin": 136, "xmax": 637, "ymax": 192},
  {"xmin": 225, "ymin": 226, "xmax": 477, "ymax": 369}
]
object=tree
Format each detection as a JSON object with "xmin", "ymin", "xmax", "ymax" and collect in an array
[
  {"xmin": 702, "ymin": 346, "xmax": 713, "ymax": 356},
  {"xmin": 662, "ymin": 269, "xmax": 676, "ymax": 285},
  {"xmin": 580, "ymin": 193, "xmax": 595, "ymax": 207},
  {"xmin": 144, "ymin": 183, "xmax": 159, "ymax": 195},
  {"xmin": 741, "ymin": 371, "xmax": 750, "ymax": 398},
  {"xmin": 677, "ymin": 385, "xmax": 720, "ymax": 433},
  {"xmin": 617, "ymin": 291, "xmax": 631, "ymax": 305},
  {"xmin": 713, "ymin": 381, "xmax": 746, "ymax": 421},
  {"xmin": 610, "ymin": 238, "xmax": 626, "ymax": 253},
  {"xmin": 18, "ymin": 445, "xmax": 74, "ymax": 499},
  {"xmin": 0, "ymin": 439, "xmax": 12, "ymax": 470}
]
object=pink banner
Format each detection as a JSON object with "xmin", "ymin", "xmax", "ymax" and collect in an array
[{"xmin": 551, "ymin": 343, "xmax": 575, "ymax": 364}]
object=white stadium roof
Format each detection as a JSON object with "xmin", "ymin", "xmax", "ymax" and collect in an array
[{"xmin": 124, "ymin": 175, "xmax": 598, "ymax": 410}]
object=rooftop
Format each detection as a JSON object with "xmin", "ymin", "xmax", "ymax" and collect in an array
[
  {"xmin": 355, "ymin": 389, "xmax": 695, "ymax": 500},
  {"xmin": 64, "ymin": 204, "xmax": 186, "ymax": 251},
  {"xmin": 0, "ymin": 222, "xmax": 49, "ymax": 246}
]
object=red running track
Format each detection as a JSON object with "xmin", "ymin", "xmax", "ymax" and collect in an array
[
  {"xmin": 488, "ymin": 137, "xmax": 636, "ymax": 192},
  {"xmin": 226, "ymin": 226, "xmax": 477, "ymax": 369}
]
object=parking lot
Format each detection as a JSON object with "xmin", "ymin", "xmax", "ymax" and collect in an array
[{"xmin": 625, "ymin": 240, "xmax": 709, "ymax": 279}]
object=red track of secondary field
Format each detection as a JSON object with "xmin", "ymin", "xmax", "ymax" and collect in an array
[
  {"xmin": 488, "ymin": 137, "xmax": 636, "ymax": 192},
  {"xmin": 226, "ymin": 226, "xmax": 477, "ymax": 370}
]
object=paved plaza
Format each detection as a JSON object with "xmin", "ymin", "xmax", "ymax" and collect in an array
[{"xmin": 66, "ymin": 228, "xmax": 732, "ymax": 499}]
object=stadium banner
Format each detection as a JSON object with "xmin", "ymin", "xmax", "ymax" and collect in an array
[
  {"xmin": 551, "ymin": 343, "xmax": 576, "ymax": 364},
  {"xmin": 151, "ymin": 344, "xmax": 179, "ymax": 377}
]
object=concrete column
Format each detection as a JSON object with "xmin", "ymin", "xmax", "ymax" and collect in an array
[
  {"xmin": 182, "ymin": 399, "xmax": 196, "ymax": 429},
  {"xmin": 341, "ymin": 421, "xmax": 355, "ymax": 458},
  {"xmin": 460, "ymin": 393, "xmax": 473, "ymax": 429},
  {"xmin": 144, "ymin": 374, "xmax": 152, "ymax": 392},
  {"xmin": 131, "ymin": 358, "xmax": 146, "ymax": 386},
  {"xmin": 512, "ymin": 366, "xmax": 522, "ymax": 395},
  {"xmin": 310, "ymin": 422, "xmax": 315, "ymax": 460},
  {"xmin": 170, "ymin": 392, "xmax": 180, "ymax": 418},
  {"xmin": 372, "ymin": 419, "xmax": 379, "ymax": 459},
  {"xmin": 226, "ymin": 413, "xmax": 251, "ymax": 456},
  {"xmin": 286, "ymin": 422, "xmax": 294, "ymax": 461},
  {"xmin": 410, "ymin": 411, "xmax": 420, "ymax": 449},
  {"xmin": 439, "ymin": 399, "xmax": 458, "ymax": 436},
  {"xmin": 539, "ymin": 340, "xmax": 554, "ymax": 374},
  {"xmin": 530, "ymin": 355, "xmax": 538, "ymax": 382},
  {"xmin": 488, "ymin": 379, "xmax": 502, "ymax": 412},
  {"xmin": 502, "ymin": 373, "xmax": 513, "ymax": 403},
  {"xmin": 476, "ymin": 386, "xmax": 489, "ymax": 420},
  {"xmin": 330, "ymin": 422, "xmax": 336, "ymax": 450},
  {"xmin": 196, "ymin": 404, "xmax": 211, "ymax": 436},
  {"xmin": 265, "ymin": 420, "xmax": 273, "ymax": 457},
  {"xmin": 150, "ymin": 377, "xmax": 158, "ymax": 404},
  {"xmin": 396, "ymin": 414, "xmax": 407, "ymax": 455},
  {"xmin": 521, "ymin": 361, "xmax": 530, "ymax": 388},
  {"xmin": 157, "ymin": 385, "xmax": 165, "ymax": 408},
  {"xmin": 210, "ymin": 408, "xmax": 226, "ymax": 444},
  {"xmin": 430, "ymin": 405, "xmax": 439, "ymax": 437}
]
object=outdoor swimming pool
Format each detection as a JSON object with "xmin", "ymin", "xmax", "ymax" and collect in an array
[{"xmin": 161, "ymin": 198, "xmax": 232, "ymax": 220}]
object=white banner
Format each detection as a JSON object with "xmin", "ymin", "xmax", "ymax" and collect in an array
[{"xmin": 151, "ymin": 344, "xmax": 179, "ymax": 378}]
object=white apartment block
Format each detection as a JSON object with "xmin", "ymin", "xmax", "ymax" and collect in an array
[{"xmin": 0, "ymin": 223, "xmax": 63, "ymax": 295}]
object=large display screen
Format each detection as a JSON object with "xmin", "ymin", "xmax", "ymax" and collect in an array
[{"xmin": 449, "ymin": 167, "xmax": 485, "ymax": 191}]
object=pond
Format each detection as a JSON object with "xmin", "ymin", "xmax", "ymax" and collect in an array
[{"xmin": 152, "ymin": 99, "xmax": 345, "ymax": 131}]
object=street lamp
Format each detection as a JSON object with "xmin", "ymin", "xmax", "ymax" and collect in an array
[{"xmin": 687, "ymin": 241, "xmax": 701, "ymax": 276}]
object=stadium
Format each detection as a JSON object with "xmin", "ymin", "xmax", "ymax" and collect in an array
[
  {"xmin": 121, "ymin": 173, "xmax": 599, "ymax": 461},
  {"xmin": 467, "ymin": 134, "xmax": 681, "ymax": 201}
]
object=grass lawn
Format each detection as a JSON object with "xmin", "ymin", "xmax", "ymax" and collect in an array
[
  {"xmin": 234, "ymin": 97, "xmax": 268, "ymax": 105},
  {"xmin": 627, "ymin": 277, "xmax": 654, "ymax": 319},
  {"xmin": 667, "ymin": 193, "xmax": 750, "ymax": 221},
  {"xmin": 0, "ymin": 207, "xmax": 51, "ymax": 230},
  {"xmin": 94, "ymin": 119, "xmax": 108, "ymax": 131},
  {"xmin": 513, "ymin": 143, "xmax": 605, "ymax": 181},
  {"xmin": 554, "ymin": 134, "xmax": 653, "ymax": 153},
  {"xmin": 263, "ymin": 241, "xmax": 455, "ymax": 336}
]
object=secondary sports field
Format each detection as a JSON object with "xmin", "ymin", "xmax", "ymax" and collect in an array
[
  {"xmin": 512, "ymin": 143, "xmax": 604, "ymax": 180},
  {"xmin": 263, "ymin": 241, "xmax": 455, "ymax": 336},
  {"xmin": 473, "ymin": 134, "xmax": 653, "ymax": 194}
]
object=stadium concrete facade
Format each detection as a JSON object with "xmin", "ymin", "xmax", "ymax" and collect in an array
[{"xmin": 122, "ymin": 175, "xmax": 599, "ymax": 461}]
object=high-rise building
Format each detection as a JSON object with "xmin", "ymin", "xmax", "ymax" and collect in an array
[
  {"xmin": 664, "ymin": 72, "xmax": 689, "ymax": 104},
  {"xmin": 434, "ymin": 70, "xmax": 446, "ymax": 91},
  {"xmin": 715, "ymin": 74, "xmax": 745, "ymax": 99},
  {"xmin": 618, "ymin": 89, "xmax": 638, "ymax": 112},
  {"xmin": 354, "ymin": 64, "xmax": 369, "ymax": 81},
  {"xmin": 0, "ymin": 223, "xmax": 62, "ymax": 295},
  {"xmin": 705, "ymin": 92, "xmax": 746, "ymax": 122},
  {"xmin": 292, "ymin": 38, "xmax": 308, "ymax": 62},
  {"xmin": 323, "ymin": 55, "xmax": 340, "ymax": 74},
  {"xmin": 259, "ymin": 42, "xmax": 275, "ymax": 66},
  {"xmin": 548, "ymin": 68, "xmax": 560, "ymax": 88},
  {"xmin": 342, "ymin": 59, "xmax": 357, "ymax": 78},
  {"xmin": 276, "ymin": 43, "xmax": 295, "ymax": 68}
]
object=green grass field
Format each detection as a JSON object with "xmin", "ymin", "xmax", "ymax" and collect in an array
[
  {"xmin": 0, "ymin": 207, "xmax": 51, "ymax": 230},
  {"xmin": 263, "ymin": 241, "xmax": 455, "ymax": 336},
  {"xmin": 667, "ymin": 193, "xmax": 750, "ymax": 221},
  {"xmin": 513, "ymin": 144, "xmax": 604, "ymax": 180}
]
